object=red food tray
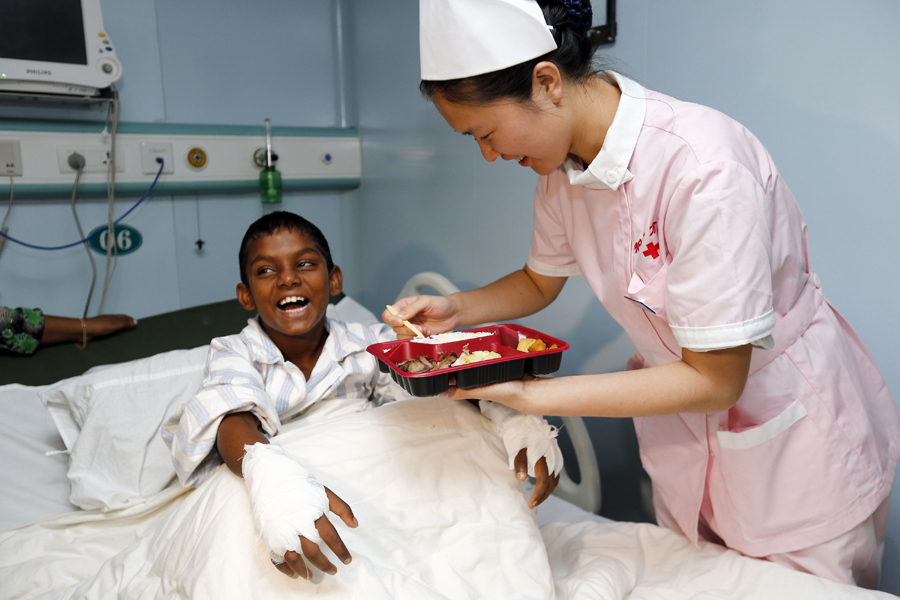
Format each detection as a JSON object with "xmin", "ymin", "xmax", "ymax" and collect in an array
[{"xmin": 366, "ymin": 324, "xmax": 569, "ymax": 397}]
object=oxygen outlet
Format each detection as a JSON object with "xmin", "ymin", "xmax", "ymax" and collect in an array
[{"xmin": 186, "ymin": 146, "xmax": 208, "ymax": 169}]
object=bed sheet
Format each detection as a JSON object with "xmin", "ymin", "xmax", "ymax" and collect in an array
[
  {"xmin": 2, "ymin": 383, "xmax": 895, "ymax": 599},
  {"xmin": 0, "ymin": 380, "xmax": 591, "ymax": 534}
]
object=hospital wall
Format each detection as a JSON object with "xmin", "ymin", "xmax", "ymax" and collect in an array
[
  {"xmin": 0, "ymin": 0, "xmax": 898, "ymax": 593},
  {"xmin": 347, "ymin": 0, "xmax": 900, "ymax": 593},
  {"xmin": 0, "ymin": 0, "xmax": 363, "ymax": 319}
]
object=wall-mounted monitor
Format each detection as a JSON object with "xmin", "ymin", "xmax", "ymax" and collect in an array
[{"xmin": 0, "ymin": 0, "xmax": 122, "ymax": 97}]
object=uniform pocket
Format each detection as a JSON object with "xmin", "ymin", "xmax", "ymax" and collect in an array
[
  {"xmin": 714, "ymin": 399, "xmax": 859, "ymax": 540},
  {"xmin": 625, "ymin": 262, "xmax": 669, "ymax": 319}
]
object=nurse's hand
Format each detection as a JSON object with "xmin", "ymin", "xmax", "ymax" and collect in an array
[
  {"xmin": 444, "ymin": 376, "xmax": 531, "ymax": 409},
  {"xmin": 383, "ymin": 294, "xmax": 460, "ymax": 339}
]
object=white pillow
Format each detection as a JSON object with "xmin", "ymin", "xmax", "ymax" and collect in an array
[
  {"xmin": 326, "ymin": 295, "xmax": 381, "ymax": 326},
  {"xmin": 37, "ymin": 296, "xmax": 382, "ymax": 512},
  {"xmin": 40, "ymin": 346, "xmax": 209, "ymax": 511}
]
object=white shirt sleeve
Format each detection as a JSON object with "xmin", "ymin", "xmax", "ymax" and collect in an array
[{"xmin": 162, "ymin": 337, "xmax": 282, "ymax": 487}]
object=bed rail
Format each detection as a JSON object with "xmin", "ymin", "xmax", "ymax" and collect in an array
[{"xmin": 396, "ymin": 271, "xmax": 602, "ymax": 514}]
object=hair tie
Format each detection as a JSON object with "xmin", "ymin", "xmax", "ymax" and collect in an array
[{"xmin": 560, "ymin": 0, "xmax": 593, "ymax": 35}]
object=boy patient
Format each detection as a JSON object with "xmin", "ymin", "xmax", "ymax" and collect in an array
[{"xmin": 163, "ymin": 211, "xmax": 562, "ymax": 581}]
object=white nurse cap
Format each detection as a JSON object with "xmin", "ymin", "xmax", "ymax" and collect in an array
[{"xmin": 420, "ymin": 0, "xmax": 558, "ymax": 81}]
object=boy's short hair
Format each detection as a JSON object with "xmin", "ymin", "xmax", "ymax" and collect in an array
[{"xmin": 238, "ymin": 211, "xmax": 334, "ymax": 286}]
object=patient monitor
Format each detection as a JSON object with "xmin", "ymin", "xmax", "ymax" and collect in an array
[{"xmin": 0, "ymin": 0, "xmax": 122, "ymax": 97}]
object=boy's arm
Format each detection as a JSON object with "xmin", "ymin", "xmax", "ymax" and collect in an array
[
  {"xmin": 216, "ymin": 411, "xmax": 358, "ymax": 581},
  {"xmin": 216, "ymin": 411, "xmax": 268, "ymax": 476}
]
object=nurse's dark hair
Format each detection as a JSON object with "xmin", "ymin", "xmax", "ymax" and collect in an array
[
  {"xmin": 238, "ymin": 211, "xmax": 334, "ymax": 286},
  {"xmin": 420, "ymin": 0, "xmax": 604, "ymax": 105}
]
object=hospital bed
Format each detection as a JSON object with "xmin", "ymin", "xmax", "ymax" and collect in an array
[{"xmin": 0, "ymin": 273, "xmax": 890, "ymax": 599}]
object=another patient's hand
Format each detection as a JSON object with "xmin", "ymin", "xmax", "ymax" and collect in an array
[
  {"xmin": 86, "ymin": 314, "xmax": 138, "ymax": 339},
  {"xmin": 274, "ymin": 487, "xmax": 358, "ymax": 581},
  {"xmin": 515, "ymin": 449, "xmax": 560, "ymax": 509}
]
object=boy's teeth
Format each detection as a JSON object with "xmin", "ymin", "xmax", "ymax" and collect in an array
[{"xmin": 279, "ymin": 296, "xmax": 306, "ymax": 306}]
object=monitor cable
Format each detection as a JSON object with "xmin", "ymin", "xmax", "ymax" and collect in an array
[
  {"xmin": 98, "ymin": 85, "xmax": 120, "ymax": 315},
  {"xmin": 0, "ymin": 157, "xmax": 164, "ymax": 251},
  {"xmin": 0, "ymin": 176, "xmax": 13, "ymax": 260},
  {"xmin": 67, "ymin": 152, "xmax": 98, "ymax": 319}
]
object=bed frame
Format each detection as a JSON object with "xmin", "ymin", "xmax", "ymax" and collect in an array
[{"xmin": 396, "ymin": 272, "xmax": 601, "ymax": 515}]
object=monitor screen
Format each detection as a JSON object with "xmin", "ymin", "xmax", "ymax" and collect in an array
[{"xmin": 0, "ymin": 0, "xmax": 88, "ymax": 66}]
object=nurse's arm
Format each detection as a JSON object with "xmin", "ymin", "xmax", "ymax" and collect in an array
[
  {"xmin": 452, "ymin": 265, "xmax": 566, "ymax": 326},
  {"xmin": 448, "ymin": 344, "xmax": 752, "ymax": 417}
]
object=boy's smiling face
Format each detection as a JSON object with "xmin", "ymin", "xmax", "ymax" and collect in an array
[{"xmin": 236, "ymin": 227, "xmax": 342, "ymax": 349}]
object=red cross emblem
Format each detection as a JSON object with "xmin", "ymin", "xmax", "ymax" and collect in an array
[{"xmin": 643, "ymin": 241, "xmax": 660, "ymax": 259}]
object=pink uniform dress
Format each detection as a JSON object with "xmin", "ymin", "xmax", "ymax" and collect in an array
[{"xmin": 527, "ymin": 73, "xmax": 900, "ymax": 564}]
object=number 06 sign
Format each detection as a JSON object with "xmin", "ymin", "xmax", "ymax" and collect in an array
[{"xmin": 87, "ymin": 223, "xmax": 143, "ymax": 256}]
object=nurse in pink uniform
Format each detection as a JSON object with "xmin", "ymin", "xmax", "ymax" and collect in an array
[{"xmin": 386, "ymin": 0, "xmax": 900, "ymax": 589}]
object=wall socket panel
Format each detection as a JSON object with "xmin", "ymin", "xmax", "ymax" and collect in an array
[
  {"xmin": 0, "ymin": 126, "xmax": 360, "ymax": 196},
  {"xmin": 140, "ymin": 142, "xmax": 175, "ymax": 175},
  {"xmin": 56, "ymin": 145, "xmax": 125, "ymax": 173},
  {"xmin": 0, "ymin": 139, "xmax": 23, "ymax": 176}
]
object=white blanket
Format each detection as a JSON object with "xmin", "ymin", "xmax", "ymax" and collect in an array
[{"xmin": 0, "ymin": 398, "xmax": 892, "ymax": 600}]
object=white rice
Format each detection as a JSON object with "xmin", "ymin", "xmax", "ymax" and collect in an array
[{"xmin": 413, "ymin": 331, "xmax": 492, "ymax": 344}]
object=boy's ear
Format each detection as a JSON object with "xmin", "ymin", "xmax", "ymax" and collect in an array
[
  {"xmin": 329, "ymin": 265, "xmax": 343, "ymax": 298},
  {"xmin": 236, "ymin": 283, "xmax": 256, "ymax": 311}
]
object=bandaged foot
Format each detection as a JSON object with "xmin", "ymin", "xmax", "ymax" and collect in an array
[
  {"xmin": 478, "ymin": 400, "xmax": 564, "ymax": 477},
  {"xmin": 241, "ymin": 442, "xmax": 330, "ymax": 564}
]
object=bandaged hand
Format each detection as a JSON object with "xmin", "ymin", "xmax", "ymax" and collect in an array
[
  {"xmin": 242, "ymin": 442, "xmax": 357, "ymax": 580},
  {"xmin": 478, "ymin": 400, "xmax": 563, "ymax": 508}
]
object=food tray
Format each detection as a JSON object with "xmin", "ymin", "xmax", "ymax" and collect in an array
[{"xmin": 366, "ymin": 324, "xmax": 569, "ymax": 397}]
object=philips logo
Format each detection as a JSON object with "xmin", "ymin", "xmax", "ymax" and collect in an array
[{"xmin": 26, "ymin": 69, "xmax": 52, "ymax": 76}]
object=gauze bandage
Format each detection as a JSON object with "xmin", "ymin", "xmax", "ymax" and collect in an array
[
  {"xmin": 241, "ymin": 442, "xmax": 330, "ymax": 564},
  {"xmin": 479, "ymin": 401, "xmax": 564, "ymax": 477}
]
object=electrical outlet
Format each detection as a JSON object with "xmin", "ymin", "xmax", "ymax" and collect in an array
[
  {"xmin": 0, "ymin": 140, "xmax": 23, "ymax": 176},
  {"xmin": 140, "ymin": 142, "xmax": 175, "ymax": 175},
  {"xmin": 56, "ymin": 145, "xmax": 125, "ymax": 173}
]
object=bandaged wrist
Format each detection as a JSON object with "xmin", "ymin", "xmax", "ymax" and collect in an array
[
  {"xmin": 478, "ymin": 400, "xmax": 564, "ymax": 477},
  {"xmin": 241, "ymin": 442, "xmax": 330, "ymax": 564}
]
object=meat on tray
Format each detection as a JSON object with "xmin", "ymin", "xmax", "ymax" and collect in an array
[{"xmin": 396, "ymin": 352, "xmax": 458, "ymax": 374}]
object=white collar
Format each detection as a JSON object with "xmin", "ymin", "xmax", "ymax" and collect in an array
[{"xmin": 564, "ymin": 72, "xmax": 647, "ymax": 191}]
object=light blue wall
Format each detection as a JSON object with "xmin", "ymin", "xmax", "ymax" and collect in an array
[
  {"xmin": 0, "ymin": 0, "xmax": 361, "ymax": 318},
  {"xmin": 348, "ymin": 0, "xmax": 900, "ymax": 593}
]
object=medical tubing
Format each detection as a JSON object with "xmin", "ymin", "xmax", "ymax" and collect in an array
[
  {"xmin": 0, "ymin": 176, "xmax": 13, "ymax": 256},
  {"xmin": 98, "ymin": 87, "xmax": 121, "ymax": 316},
  {"xmin": 0, "ymin": 157, "xmax": 164, "ymax": 252},
  {"xmin": 68, "ymin": 162, "xmax": 98, "ymax": 319}
]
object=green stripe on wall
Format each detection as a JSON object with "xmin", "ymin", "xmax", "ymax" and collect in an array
[
  {"xmin": 0, "ymin": 178, "xmax": 360, "ymax": 199},
  {"xmin": 0, "ymin": 119, "xmax": 358, "ymax": 138}
]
